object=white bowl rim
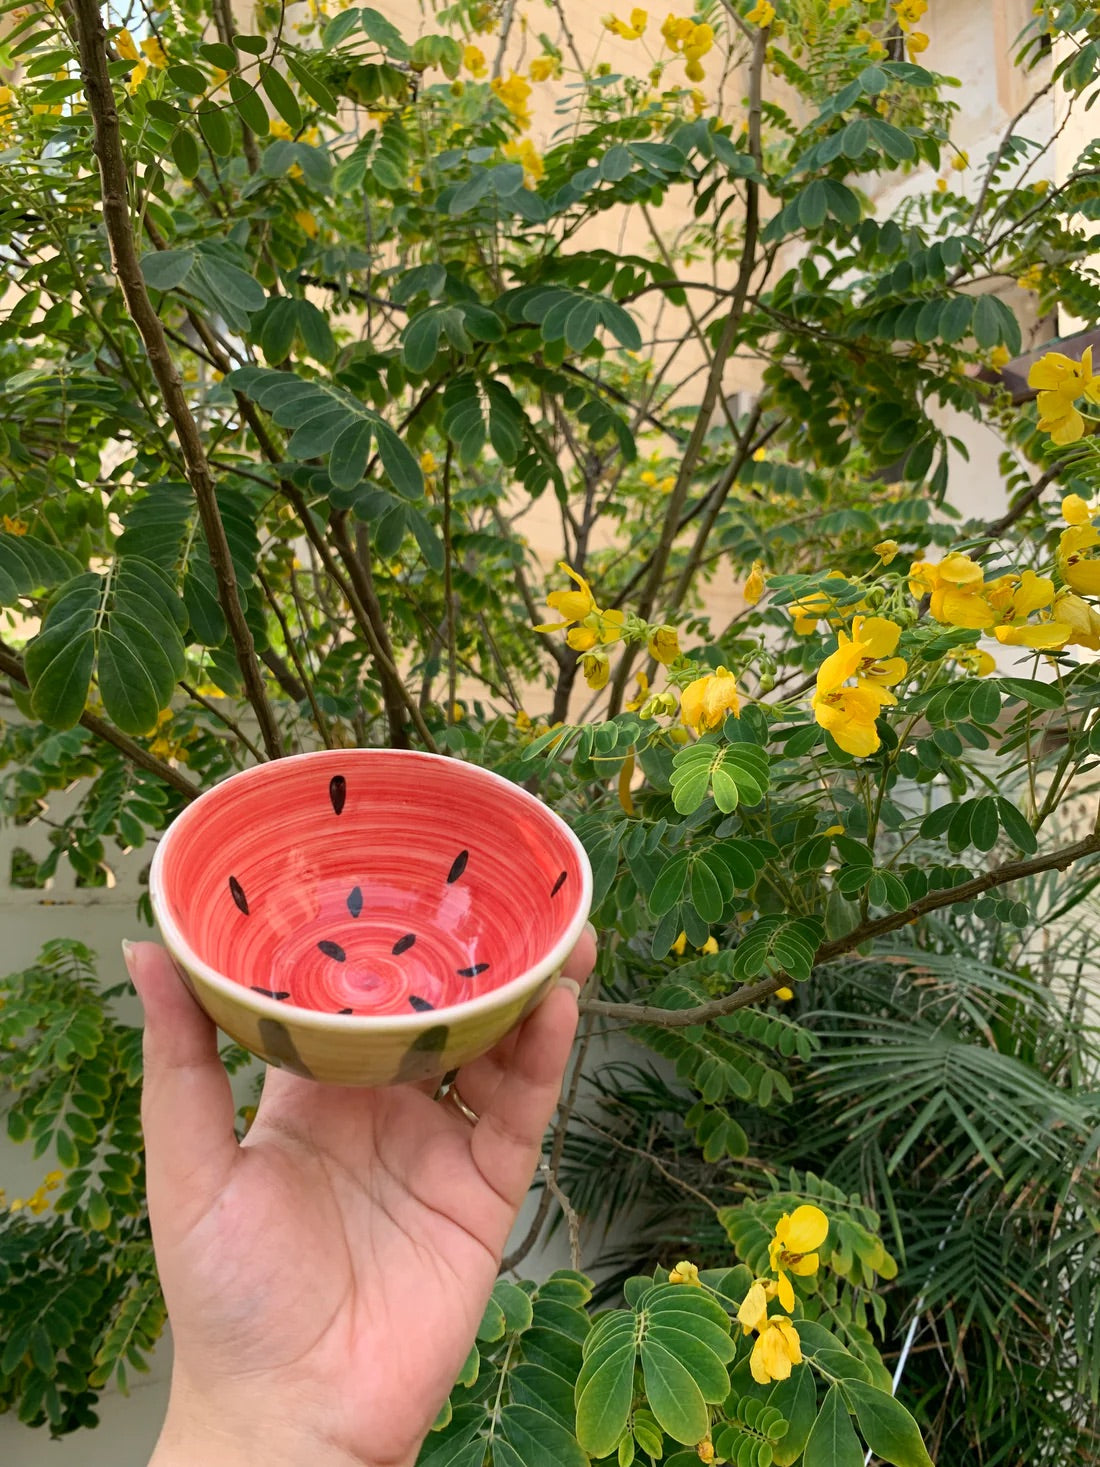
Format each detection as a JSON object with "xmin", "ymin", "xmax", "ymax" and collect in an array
[{"xmin": 148, "ymin": 747, "xmax": 594, "ymax": 1031}]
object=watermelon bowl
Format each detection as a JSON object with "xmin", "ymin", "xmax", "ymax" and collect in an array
[{"xmin": 149, "ymin": 749, "xmax": 592, "ymax": 1087}]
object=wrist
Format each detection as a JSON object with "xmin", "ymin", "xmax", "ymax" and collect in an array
[{"xmin": 150, "ymin": 1386, "xmax": 418, "ymax": 1467}]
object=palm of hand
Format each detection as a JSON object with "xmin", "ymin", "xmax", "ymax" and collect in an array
[
  {"xmin": 163, "ymin": 1081, "xmax": 507, "ymax": 1466},
  {"xmin": 130, "ymin": 938, "xmax": 591, "ymax": 1467}
]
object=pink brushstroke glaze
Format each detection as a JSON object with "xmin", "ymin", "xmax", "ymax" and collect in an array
[{"xmin": 152, "ymin": 749, "xmax": 586, "ymax": 1016}]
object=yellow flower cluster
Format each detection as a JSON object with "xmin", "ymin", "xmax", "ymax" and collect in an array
[
  {"xmin": 9, "ymin": 1170, "xmax": 64, "ymax": 1214},
  {"xmin": 529, "ymin": 54, "xmax": 562, "ymax": 82},
  {"xmin": 745, "ymin": 1, "xmax": 776, "ymax": 27},
  {"xmin": 1028, "ymin": 347, "xmax": 1100, "ymax": 445},
  {"xmin": 503, "ymin": 137, "xmax": 545, "ymax": 186},
  {"xmin": 535, "ymin": 562, "xmax": 625, "ymax": 650},
  {"xmin": 891, "ymin": 0, "xmax": 929, "ymax": 55},
  {"xmin": 681, "ymin": 666, "xmax": 740, "ymax": 731},
  {"xmin": 661, "ymin": 15, "xmax": 714, "ymax": 82},
  {"xmin": 491, "ymin": 72, "xmax": 532, "ymax": 129},
  {"xmin": 737, "ymin": 1205, "xmax": 828, "ymax": 1384},
  {"xmin": 910, "ymin": 553, "xmax": 1071, "ymax": 648},
  {"xmin": 812, "ymin": 615, "xmax": 905, "ymax": 757},
  {"xmin": 463, "ymin": 44, "xmax": 488, "ymax": 78},
  {"xmin": 603, "ymin": 8, "xmax": 648, "ymax": 40}
]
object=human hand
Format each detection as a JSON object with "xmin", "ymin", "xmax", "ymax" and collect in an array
[{"xmin": 124, "ymin": 929, "xmax": 596, "ymax": 1467}]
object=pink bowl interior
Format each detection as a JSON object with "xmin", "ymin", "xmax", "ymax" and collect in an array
[{"xmin": 154, "ymin": 751, "xmax": 586, "ymax": 1016}]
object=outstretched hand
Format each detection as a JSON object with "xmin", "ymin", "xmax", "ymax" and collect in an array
[{"xmin": 124, "ymin": 932, "xmax": 595, "ymax": 1467}]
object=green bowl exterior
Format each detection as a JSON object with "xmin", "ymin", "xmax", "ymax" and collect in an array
[{"xmin": 163, "ymin": 939, "xmax": 559, "ymax": 1086}]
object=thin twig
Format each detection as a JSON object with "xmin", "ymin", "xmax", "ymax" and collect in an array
[
  {"xmin": 179, "ymin": 680, "xmax": 265, "ymax": 761},
  {"xmin": 583, "ymin": 821, "xmax": 1100, "ymax": 1027}
]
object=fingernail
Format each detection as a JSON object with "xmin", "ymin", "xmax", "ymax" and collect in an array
[
  {"xmin": 121, "ymin": 940, "xmax": 137, "ymax": 981},
  {"xmin": 557, "ymin": 977, "xmax": 581, "ymax": 1000},
  {"xmin": 584, "ymin": 921, "xmax": 597, "ymax": 944}
]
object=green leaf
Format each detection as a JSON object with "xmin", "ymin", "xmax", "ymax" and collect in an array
[
  {"xmin": 639, "ymin": 1338, "xmax": 710, "ymax": 1445},
  {"xmin": 768, "ymin": 1368, "xmax": 818, "ymax": 1466},
  {"xmin": 229, "ymin": 75, "xmax": 269, "ymax": 134},
  {"xmin": 844, "ymin": 1381, "xmax": 934, "ymax": 1467},
  {"xmin": 804, "ymin": 1384, "xmax": 863, "ymax": 1467},
  {"xmin": 195, "ymin": 254, "xmax": 266, "ymax": 313},
  {"xmin": 170, "ymin": 128, "xmax": 201, "ymax": 179},
  {"xmin": 360, "ymin": 6, "xmax": 411, "ymax": 57},
  {"xmin": 261, "ymin": 65, "xmax": 302, "ymax": 131},
  {"xmin": 500, "ymin": 1404, "xmax": 588, "ymax": 1467},
  {"xmin": 995, "ymin": 797, "xmax": 1037, "ymax": 854},
  {"xmin": 0, "ymin": 533, "xmax": 80, "ymax": 604},
  {"xmin": 140, "ymin": 249, "xmax": 194, "ymax": 291},
  {"xmin": 576, "ymin": 1339, "xmax": 635, "ymax": 1457},
  {"xmin": 998, "ymin": 676, "xmax": 1062, "ymax": 709}
]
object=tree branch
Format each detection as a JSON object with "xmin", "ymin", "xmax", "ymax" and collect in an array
[
  {"xmin": 606, "ymin": 24, "xmax": 765, "ymax": 713},
  {"xmin": 582, "ymin": 827, "xmax": 1100, "ymax": 1026},
  {"xmin": 70, "ymin": 0, "xmax": 283, "ymax": 760}
]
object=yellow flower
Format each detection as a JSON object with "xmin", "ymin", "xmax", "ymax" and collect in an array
[
  {"xmin": 1029, "ymin": 348, "xmax": 1100, "ymax": 446},
  {"xmin": 669, "ymin": 1260, "xmax": 700, "ymax": 1285},
  {"xmin": 867, "ymin": 38, "xmax": 887, "ymax": 57},
  {"xmin": 1018, "ymin": 262, "xmax": 1044, "ymax": 292},
  {"xmin": 648, "ymin": 626, "xmax": 680, "ymax": 664},
  {"xmin": 116, "ymin": 27, "xmax": 139, "ymax": 60},
  {"xmin": 529, "ymin": 55, "xmax": 561, "ymax": 81},
  {"xmin": 700, "ymin": 935, "xmax": 718, "ymax": 955},
  {"xmin": 911, "ymin": 554, "xmax": 996, "ymax": 629},
  {"xmin": 582, "ymin": 650, "xmax": 611, "ymax": 690},
  {"xmin": 1062, "ymin": 494, "xmax": 1093, "ymax": 526},
  {"xmin": 295, "ymin": 209, "xmax": 319, "ymax": 238},
  {"xmin": 749, "ymin": 1317, "xmax": 803, "ymax": 1385},
  {"xmin": 1059, "ymin": 524, "xmax": 1100, "ymax": 596},
  {"xmin": 935, "ymin": 177, "xmax": 947, "ymax": 193},
  {"xmin": 873, "ymin": 540, "xmax": 900, "ymax": 565},
  {"xmin": 681, "ymin": 666, "xmax": 741, "ymax": 731},
  {"xmin": 986, "ymin": 570, "xmax": 1069, "ymax": 648},
  {"xmin": 737, "ymin": 1281, "xmax": 769, "ymax": 1334},
  {"xmin": 813, "ymin": 683, "xmax": 895, "ymax": 757},
  {"xmin": 746, "ymin": 0, "xmax": 776, "ymax": 25},
  {"xmin": 127, "ymin": 60, "xmax": 149, "ymax": 94},
  {"xmin": 952, "ymin": 150, "xmax": 969, "ymax": 171},
  {"xmin": 744, "ymin": 561, "xmax": 766, "ymax": 604},
  {"xmin": 817, "ymin": 616, "xmax": 906, "ymax": 697},
  {"xmin": 768, "ymin": 1205, "xmax": 828, "ymax": 1312},
  {"xmin": 697, "ymin": 1438, "xmax": 715, "ymax": 1465},
  {"xmin": 948, "ymin": 645, "xmax": 997, "ymax": 677},
  {"xmin": 491, "ymin": 73, "xmax": 532, "ymax": 129},
  {"xmin": 463, "ymin": 44, "xmax": 487, "ymax": 78},
  {"xmin": 503, "ymin": 137, "xmax": 544, "ymax": 186},
  {"xmin": 2, "ymin": 514, "xmax": 27, "ymax": 535},
  {"xmin": 420, "ymin": 450, "xmax": 437, "ymax": 475},
  {"xmin": 671, "ymin": 929, "xmax": 688, "ymax": 956},
  {"xmin": 892, "ymin": 0, "xmax": 927, "ymax": 24},
  {"xmin": 535, "ymin": 562, "xmax": 596, "ymax": 629},
  {"xmin": 775, "ymin": 986, "xmax": 794, "ymax": 1000},
  {"xmin": 1031, "ymin": 179, "xmax": 1049, "ymax": 194},
  {"xmin": 661, "ymin": 14, "xmax": 694, "ymax": 50},
  {"xmin": 141, "ymin": 36, "xmax": 169, "ymax": 68},
  {"xmin": 1053, "ymin": 591, "xmax": 1100, "ymax": 650},
  {"xmin": 990, "ymin": 344, "xmax": 1011, "ymax": 370},
  {"xmin": 607, "ymin": 7, "xmax": 651, "ymax": 38},
  {"xmin": 625, "ymin": 670, "xmax": 651, "ymax": 713},
  {"xmin": 906, "ymin": 30, "xmax": 930, "ymax": 55}
]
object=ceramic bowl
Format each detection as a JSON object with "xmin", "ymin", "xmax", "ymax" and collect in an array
[{"xmin": 148, "ymin": 749, "xmax": 592, "ymax": 1087}]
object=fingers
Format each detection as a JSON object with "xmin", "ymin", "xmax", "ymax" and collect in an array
[
  {"xmin": 123, "ymin": 941, "xmax": 239, "ymax": 1225},
  {"xmin": 448, "ymin": 921, "xmax": 597, "ymax": 1119},
  {"xmin": 468, "ymin": 981, "xmax": 580, "ymax": 1218},
  {"xmin": 562, "ymin": 921, "xmax": 597, "ymax": 990}
]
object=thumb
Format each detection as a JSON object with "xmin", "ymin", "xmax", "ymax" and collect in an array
[{"xmin": 124, "ymin": 941, "xmax": 239, "ymax": 1229}]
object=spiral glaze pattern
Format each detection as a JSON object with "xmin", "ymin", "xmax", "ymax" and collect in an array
[{"xmin": 155, "ymin": 750, "xmax": 585, "ymax": 1016}]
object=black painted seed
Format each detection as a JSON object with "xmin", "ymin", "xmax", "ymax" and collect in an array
[
  {"xmin": 338, "ymin": 1007, "xmax": 354, "ymax": 1015},
  {"xmin": 347, "ymin": 885, "xmax": 363, "ymax": 918},
  {"xmin": 550, "ymin": 869, "xmax": 568, "ymax": 897},
  {"xmin": 458, "ymin": 963, "xmax": 489, "ymax": 978},
  {"xmin": 229, "ymin": 876, "xmax": 249, "ymax": 914},
  {"xmin": 392, "ymin": 933, "xmax": 416, "ymax": 955},
  {"xmin": 318, "ymin": 940, "xmax": 346, "ymax": 961},
  {"xmin": 329, "ymin": 774, "xmax": 347, "ymax": 816},
  {"xmin": 446, "ymin": 850, "xmax": 469, "ymax": 884},
  {"xmin": 251, "ymin": 986, "xmax": 290, "ymax": 1000},
  {"xmin": 409, "ymin": 995, "xmax": 435, "ymax": 1012}
]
